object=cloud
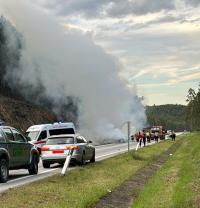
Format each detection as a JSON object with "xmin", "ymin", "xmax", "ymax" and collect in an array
[
  {"xmin": 33, "ymin": 0, "xmax": 177, "ymax": 18},
  {"xmin": 33, "ymin": 0, "xmax": 108, "ymax": 18},
  {"xmin": 169, "ymin": 71, "xmax": 200, "ymax": 84},
  {"xmin": 105, "ymin": 0, "xmax": 175, "ymax": 17}
]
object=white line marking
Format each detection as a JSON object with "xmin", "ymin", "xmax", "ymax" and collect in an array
[
  {"xmin": 96, "ymin": 147, "xmax": 136, "ymax": 159},
  {"xmin": 8, "ymin": 168, "xmax": 60, "ymax": 183}
]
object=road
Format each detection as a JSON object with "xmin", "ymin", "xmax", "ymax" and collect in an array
[
  {"xmin": 0, "ymin": 141, "xmax": 140, "ymax": 193},
  {"xmin": 0, "ymin": 133, "xmax": 183, "ymax": 193}
]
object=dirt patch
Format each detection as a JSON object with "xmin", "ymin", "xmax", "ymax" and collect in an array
[{"xmin": 93, "ymin": 142, "xmax": 180, "ymax": 208}]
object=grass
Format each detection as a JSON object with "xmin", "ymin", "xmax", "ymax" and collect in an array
[
  {"xmin": 0, "ymin": 140, "xmax": 175, "ymax": 208},
  {"xmin": 132, "ymin": 133, "xmax": 200, "ymax": 208}
]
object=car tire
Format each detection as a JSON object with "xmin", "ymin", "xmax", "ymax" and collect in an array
[
  {"xmin": 90, "ymin": 151, "xmax": 95, "ymax": 163},
  {"xmin": 28, "ymin": 154, "xmax": 38, "ymax": 175},
  {"xmin": 0, "ymin": 159, "xmax": 9, "ymax": 183},
  {"xmin": 42, "ymin": 161, "xmax": 51, "ymax": 168}
]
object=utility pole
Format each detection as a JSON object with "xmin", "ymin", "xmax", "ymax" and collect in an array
[{"xmin": 127, "ymin": 121, "xmax": 131, "ymax": 152}]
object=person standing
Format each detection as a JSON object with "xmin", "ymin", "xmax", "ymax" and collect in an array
[
  {"xmin": 172, "ymin": 131, "xmax": 176, "ymax": 141},
  {"xmin": 139, "ymin": 131, "xmax": 143, "ymax": 147},
  {"xmin": 154, "ymin": 131, "xmax": 159, "ymax": 143},
  {"xmin": 142, "ymin": 130, "xmax": 146, "ymax": 147},
  {"xmin": 146, "ymin": 131, "xmax": 150, "ymax": 143}
]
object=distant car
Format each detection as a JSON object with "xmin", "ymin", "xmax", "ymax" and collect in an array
[
  {"xmin": 0, "ymin": 125, "xmax": 39, "ymax": 183},
  {"xmin": 166, "ymin": 130, "xmax": 172, "ymax": 135},
  {"xmin": 41, "ymin": 134, "xmax": 95, "ymax": 168}
]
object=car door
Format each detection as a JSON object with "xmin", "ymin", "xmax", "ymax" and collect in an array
[
  {"xmin": 82, "ymin": 136, "xmax": 93, "ymax": 159},
  {"xmin": 78, "ymin": 136, "xmax": 92, "ymax": 160},
  {"xmin": 0, "ymin": 129, "xmax": 9, "ymax": 161},
  {"xmin": 76, "ymin": 136, "xmax": 87, "ymax": 158},
  {"xmin": 2, "ymin": 128, "xmax": 19, "ymax": 167},
  {"xmin": 35, "ymin": 130, "xmax": 47, "ymax": 148},
  {"xmin": 11, "ymin": 128, "xmax": 31, "ymax": 166}
]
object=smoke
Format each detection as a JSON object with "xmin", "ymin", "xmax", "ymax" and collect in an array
[{"xmin": 0, "ymin": 0, "xmax": 146, "ymax": 142}]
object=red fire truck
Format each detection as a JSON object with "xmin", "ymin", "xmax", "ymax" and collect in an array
[{"xmin": 150, "ymin": 126, "xmax": 166, "ymax": 140}]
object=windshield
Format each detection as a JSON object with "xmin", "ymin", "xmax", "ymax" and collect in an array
[
  {"xmin": 26, "ymin": 131, "xmax": 40, "ymax": 141},
  {"xmin": 49, "ymin": 128, "xmax": 75, "ymax": 136},
  {"xmin": 47, "ymin": 137, "xmax": 74, "ymax": 145}
]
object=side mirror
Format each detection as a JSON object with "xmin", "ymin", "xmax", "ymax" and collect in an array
[{"xmin": 88, "ymin": 140, "xmax": 92, "ymax": 144}]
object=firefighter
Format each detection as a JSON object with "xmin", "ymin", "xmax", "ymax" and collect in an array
[{"xmin": 139, "ymin": 131, "xmax": 143, "ymax": 147}]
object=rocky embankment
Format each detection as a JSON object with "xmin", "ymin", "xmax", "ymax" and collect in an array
[{"xmin": 0, "ymin": 95, "xmax": 56, "ymax": 131}]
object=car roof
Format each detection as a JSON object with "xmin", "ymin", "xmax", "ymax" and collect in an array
[
  {"xmin": 0, "ymin": 125, "xmax": 15, "ymax": 129},
  {"xmin": 48, "ymin": 134, "xmax": 80, "ymax": 139},
  {"xmin": 26, "ymin": 122, "xmax": 75, "ymax": 132}
]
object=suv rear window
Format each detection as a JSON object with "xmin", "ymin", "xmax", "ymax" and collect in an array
[{"xmin": 49, "ymin": 128, "xmax": 75, "ymax": 136}]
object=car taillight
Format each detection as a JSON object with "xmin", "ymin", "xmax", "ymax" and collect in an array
[
  {"xmin": 66, "ymin": 146, "xmax": 71, "ymax": 150},
  {"xmin": 41, "ymin": 147, "xmax": 49, "ymax": 151},
  {"xmin": 66, "ymin": 145, "xmax": 78, "ymax": 150},
  {"xmin": 73, "ymin": 145, "xmax": 78, "ymax": 150}
]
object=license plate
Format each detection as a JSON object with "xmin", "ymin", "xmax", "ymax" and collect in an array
[{"xmin": 52, "ymin": 150, "xmax": 64, "ymax": 154}]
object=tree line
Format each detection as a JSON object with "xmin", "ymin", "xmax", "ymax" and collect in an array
[
  {"xmin": 186, "ymin": 83, "xmax": 200, "ymax": 131},
  {"xmin": 146, "ymin": 83, "xmax": 200, "ymax": 132},
  {"xmin": 146, "ymin": 104, "xmax": 187, "ymax": 131}
]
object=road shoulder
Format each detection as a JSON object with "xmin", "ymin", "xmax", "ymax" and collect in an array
[{"xmin": 93, "ymin": 140, "xmax": 181, "ymax": 208}]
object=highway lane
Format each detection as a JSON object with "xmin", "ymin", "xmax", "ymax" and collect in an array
[{"xmin": 0, "ymin": 141, "xmax": 140, "ymax": 192}]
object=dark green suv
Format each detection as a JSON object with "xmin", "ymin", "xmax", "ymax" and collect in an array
[{"xmin": 0, "ymin": 126, "xmax": 39, "ymax": 183}]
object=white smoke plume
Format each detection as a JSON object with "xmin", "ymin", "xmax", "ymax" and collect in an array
[{"xmin": 0, "ymin": 0, "xmax": 146, "ymax": 142}]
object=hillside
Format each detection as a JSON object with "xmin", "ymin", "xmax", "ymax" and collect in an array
[
  {"xmin": 0, "ymin": 95, "xmax": 56, "ymax": 132},
  {"xmin": 146, "ymin": 104, "xmax": 187, "ymax": 131}
]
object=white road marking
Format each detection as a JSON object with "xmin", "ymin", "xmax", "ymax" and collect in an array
[
  {"xmin": 96, "ymin": 147, "xmax": 136, "ymax": 159},
  {"xmin": 8, "ymin": 168, "xmax": 60, "ymax": 183}
]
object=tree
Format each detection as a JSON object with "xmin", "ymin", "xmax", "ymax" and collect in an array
[{"xmin": 186, "ymin": 84, "xmax": 200, "ymax": 131}]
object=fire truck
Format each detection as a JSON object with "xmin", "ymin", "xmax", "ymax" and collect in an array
[{"xmin": 150, "ymin": 126, "xmax": 166, "ymax": 140}]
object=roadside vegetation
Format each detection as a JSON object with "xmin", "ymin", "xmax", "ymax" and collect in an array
[
  {"xmin": 146, "ymin": 83, "xmax": 200, "ymax": 132},
  {"xmin": 186, "ymin": 84, "xmax": 200, "ymax": 131},
  {"xmin": 146, "ymin": 104, "xmax": 187, "ymax": 131},
  {"xmin": 0, "ymin": 140, "xmax": 175, "ymax": 208},
  {"xmin": 132, "ymin": 133, "xmax": 200, "ymax": 208}
]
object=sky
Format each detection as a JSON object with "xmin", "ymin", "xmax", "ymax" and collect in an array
[{"xmin": 28, "ymin": 0, "xmax": 200, "ymax": 105}]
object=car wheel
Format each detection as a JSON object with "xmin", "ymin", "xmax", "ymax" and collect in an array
[
  {"xmin": 28, "ymin": 154, "xmax": 38, "ymax": 175},
  {"xmin": 0, "ymin": 159, "xmax": 9, "ymax": 183},
  {"xmin": 90, "ymin": 151, "xmax": 95, "ymax": 163},
  {"xmin": 42, "ymin": 161, "xmax": 51, "ymax": 168}
]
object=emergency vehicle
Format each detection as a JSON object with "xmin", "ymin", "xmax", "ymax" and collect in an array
[
  {"xmin": 26, "ymin": 122, "xmax": 76, "ymax": 152},
  {"xmin": 150, "ymin": 126, "xmax": 166, "ymax": 140}
]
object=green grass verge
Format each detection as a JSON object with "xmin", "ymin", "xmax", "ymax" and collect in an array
[
  {"xmin": 0, "ymin": 140, "xmax": 175, "ymax": 208},
  {"xmin": 132, "ymin": 133, "xmax": 200, "ymax": 208}
]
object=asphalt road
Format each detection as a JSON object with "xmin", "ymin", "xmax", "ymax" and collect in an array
[
  {"xmin": 0, "ymin": 134, "xmax": 183, "ymax": 193},
  {"xmin": 0, "ymin": 141, "xmax": 140, "ymax": 192}
]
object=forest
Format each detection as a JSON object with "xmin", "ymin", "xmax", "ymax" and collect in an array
[
  {"xmin": 146, "ymin": 83, "xmax": 200, "ymax": 131},
  {"xmin": 186, "ymin": 84, "xmax": 200, "ymax": 131}
]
